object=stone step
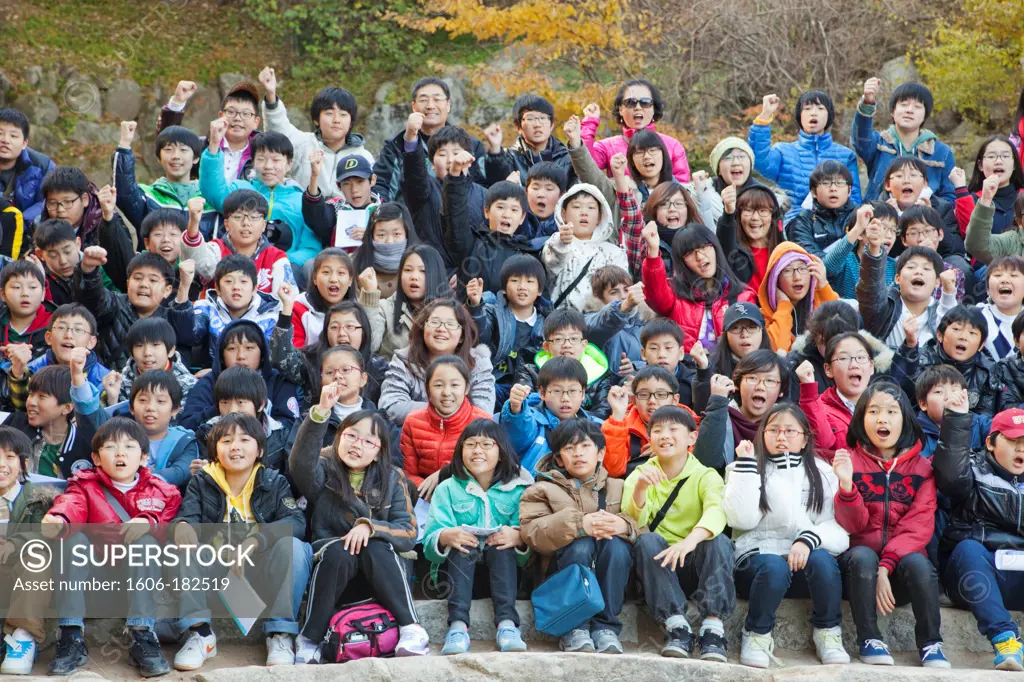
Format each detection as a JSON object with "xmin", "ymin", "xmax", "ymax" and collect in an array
[{"xmin": 73, "ymin": 599, "xmax": 1013, "ymax": 655}]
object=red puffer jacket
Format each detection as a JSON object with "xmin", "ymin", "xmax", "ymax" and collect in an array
[
  {"xmin": 833, "ymin": 441, "xmax": 936, "ymax": 573},
  {"xmin": 811, "ymin": 386, "xmax": 854, "ymax": 461},
  {"xmin": 49, "ymin": 466, "xmax": 182, "ymax": 525},
  {"xmin": 641, "ymin": 255, "xmax": 756, "ymax": 349},
  {"xmin": 400, "ymin": 399, "xmax": 493, "ymax": 486}
]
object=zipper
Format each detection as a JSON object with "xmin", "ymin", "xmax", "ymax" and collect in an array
[
  {"xmin": 880, "ymin": 460, "xmax": 894, "ymax": 549},
  {"xmin": 1015, "ymin": 476, "xmax": 1021, "ymax": 534}
]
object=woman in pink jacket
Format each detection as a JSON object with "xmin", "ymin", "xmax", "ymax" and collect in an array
[{"xmin": 580, "ymin": 78, "xmax": 691, "ymax": 183}]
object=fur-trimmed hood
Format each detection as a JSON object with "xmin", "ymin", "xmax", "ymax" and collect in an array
[{"xmin": 786, "ymin": 328, "xmax": 894, "ymax": 373}]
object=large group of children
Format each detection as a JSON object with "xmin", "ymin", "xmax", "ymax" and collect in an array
[{"xmin": 1, "ymin": 65, "xmax": 1024, "ymax": 676}]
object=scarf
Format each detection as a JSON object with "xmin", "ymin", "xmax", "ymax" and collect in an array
[{"xmin": 373, "ymin": 240, "xmax": 407, "ymax": 273}]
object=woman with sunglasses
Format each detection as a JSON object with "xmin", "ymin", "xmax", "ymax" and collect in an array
[{"xmin": 579, "ymin": 78, "xmax": 692, "ymax": 183}]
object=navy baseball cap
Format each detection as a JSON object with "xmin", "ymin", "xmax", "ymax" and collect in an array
[{"xmin": 336, "ymin": 155, "xmax": 373, "ymax": 182}]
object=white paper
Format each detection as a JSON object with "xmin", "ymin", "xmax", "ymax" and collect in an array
[
  {"xmin": 218, "ymin": 572, "xmax": 266, "ymax": 635},
  {"xmin": 28, "ymin": 473, "xmax": 67, "ymax": 490},
  {"xmin": 415, "ymin": 499, "xmax": 431, "ymax": 543},
  {"xmin": 333, "ymin": 210, "xmax": 368, "ymax": 249},
  {"xmin": 995, "ymin": 550, "xmax": 1024, "ymax": 571},
  {"xmin": 460, "ymin": 525, "xmax": 500, "ymax": 537},
  {"xmin": 0, "ymin": 411, "xmax": 10, "ymax": 424}
]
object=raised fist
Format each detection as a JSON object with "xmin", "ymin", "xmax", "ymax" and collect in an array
[
  {"xmin": 863, "ymin": 78, "xmax": 881, "ymax": 105},
  {"xmin": 949, "ymin": 166, "xmax": 967, "ymax": 189},
  {"xmin": 508, "ymin": 384, "xmax": 532, "ymax": 414},
  {"xmin": 405, "ymin": 112, "xmax": 425, "ymax": 141},
  {"xmin": 309, "ymin": 148, "xmax": 324, "ymax": 178},
  {"xmin": 582, "ymin": 103, "xmax": 600, "ymax": 120},
  {"xmin": 692, "ymin": 170, "xmax": 709, "ymax": 194},
  {"xmin": 258, "ymin": 66, "xmax": 277, "ymax": 99},
  {"xmin": 642, "ymin": 220, "xmax": 659, "ymax": 255},
  {"xmin": 939, "ymin": 267, "xmax": 957, "ymax": 295},
  {"xmin": 689, "ymin": 341, "xmax": 709, "ymax": 371},
  {"xmin": 709, "ymin": 374, "xmax": 735, "ymax": 398},
  {"xmin": 558, "ymin": 222, "xmax": 575, "ymax": 245},
  {"xmin": 68, "ymin": 347, "xmax": 90, "ymax": 383},
  {"xmin": 81, "ymin": 246, "xmax": 108, "ymax": 273},
  {"xmin": 483, "ymin": 123, "xmax": 503, "ymax": 154},
  {"xmin": 172, "ymin": 80, "xmax": 198, "ymax": 105},
  {"xmin": 449, "ymin": 149, "xmax": 475, "ymax": 177},
  {"xmin": 981, "ymin": 173, "xmax": 1001, "ymax": 205},
  {"xmin": 118, "ymin": 121, "xmax": 137, "ymax": 149},
  {"xmin": 607, "ymin": 385, "xmax": 629, "ymax": 421},
  {"xmin": 209, "ymin": 117, "xmax": 228, "ymax": 150},
  {"xmin": 97, "ymin": 185, "xmax": 117, "ymax": 221},
  {"xmin": 178, "ymin": 258, "xmax": 196, "ymax": 287},
  {"xmin": 465, "ymin": 277, "xmax": 484, "ymax": 306},
  {"xmin": 563, "ymin": 115, "xmax": 582, "ymax": 148},
  {"xmin": 735, "ymin": 440, "xmax": 755, "ymax": 460},
  {"xmin": 902, "ymin": 314, "xmax": 919, "ymax": 348},
  {"xmin": 357, "ymin": 267, "xmax": 378, "ymax": 293},
  {"xmin": 721, "ymin": 184, "xmax": 737, "ymax": 214},
  {"xmin": 760, "ymin": 94, "xmax": 780, "ymax": 119},
  {"xmin": 795, "ymin": 360, "xmax": 816, "ymax": 384},
  {"xmin": 609, "ymin": 152, "xmax": 629, "ymax": 177}
]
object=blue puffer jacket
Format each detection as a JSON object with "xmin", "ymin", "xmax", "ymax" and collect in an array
[
  {"xmin": 500, "ymin": 393, "xmax": 602, "ymax": 474},
  {"xmin": 8, "ymin": 147, "xmax": 54, "ymax": 223},
  {"xmin": 748, "ymin": 124, "xmax": 862, "ymax": 223}
]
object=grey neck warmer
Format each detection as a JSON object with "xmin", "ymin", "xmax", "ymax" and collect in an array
[{"xmin": 374, "ymin": 240, "xmax": 407, "ymax": 273}]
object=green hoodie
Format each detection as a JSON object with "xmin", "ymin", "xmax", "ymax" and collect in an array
[{"xmin": 622, "ymin": 452, "xmax": 726, "ymax": 544}]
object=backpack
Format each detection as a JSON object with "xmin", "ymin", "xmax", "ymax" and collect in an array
[{"xmin": 321, "ymin": 600, "xmax": 400, "ymax": 662}]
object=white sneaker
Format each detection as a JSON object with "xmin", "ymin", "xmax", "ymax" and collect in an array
[
  {"xmin": 173, "ymin": 629, "xmax": 217, "ymax": 671},
  {"xmin": 1, "ymin": 629, "xmax": 38, "ymax": 675},
  {"xmin": 266, "ymin": 634, "xmax": 295, "ymax": 666},
  {"xmin": 294, "ymin": 634, "xmax": 320, "ymax": 664},
  {"xmin": 395, "ymin": 624, "xmax": 430, "ymax": 657},
  {"xmin": 813, "ymin": 626, "xmax": 850, "ymax": 664},
  {"xmin": 740, "ymin": 629, "xmax": 778, "ymax": 669}
]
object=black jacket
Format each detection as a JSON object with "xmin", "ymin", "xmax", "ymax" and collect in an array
[
  {"xmin": 372, "ymin": 127, "xmax": 487, "ymax": 203},
  {"xmin": 934, "ymin": 411, "xmax": 1024, "ymax": 558},
  {"xmin": 785, "ymin": 199, "xmax": 857, "ymax": 259},
  {"xmin": 887, "ymin": 194, "xmax": 965, "ymax": 259},
  {"xmin": 995, "ymin": 350, "xmax": 1024, "ymax": 412},
  {"xmin": 482, "ymin": 136, "xmax": 577, "ymax": 189},
  {"xmin": 715, "ymin": 183, "xmax": 782, "ymax": 286},
  {"xmin": 8, "ymin": 413, "xmax": 97, "ymax": 480},
  {"xmin": 892, "ymin": 338, "xmax": 1004, "ymax": 417}
]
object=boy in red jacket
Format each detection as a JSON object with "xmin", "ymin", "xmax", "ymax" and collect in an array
[
  {"xmin": 831, "ymin": 381, "xmax": 949, "ymax": 669},
  {"xmin": 41, "ymin": 417, "xmax": 181, "ymax": 678}
]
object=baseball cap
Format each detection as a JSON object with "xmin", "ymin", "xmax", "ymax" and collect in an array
[
  {"xmin": 991, "ymin": 409, "xmax": 1024, "ymax": 440},
  {"xmin": 722, "ymin": 301, "xmax": 765, "ymax": 332},
  {"xmin": 336, "ymin": 155, "xmax": 373, "ymax": 182}
]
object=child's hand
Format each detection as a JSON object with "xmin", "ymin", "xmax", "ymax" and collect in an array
[
  {"xmin": 876, "ymin": 567, "xmax": 895, "ymax": 615},
  {"xmin": 439, "ymin": 528, "xmax": 478, "ymax": 554},
  {"xmin": 692, "ymin": 170, "xmax": 709, "ymax": 194},
  {"xmin": 558, "ymin": 221, "xmax": 575, "ymax": 245},
  {"xmin": 417, "ymin": 470, "xmax": 442, "ymax": 502},
  {"xmin": 486, "ymin": 526, "xmax": 522, "ymax": 550},
  {"xmin": 760, "ymin": 94, "xmax": 780, "ymax": 120},
  {"xmin": 209, "ymin": 117, "xmax": 228, "ymax": 151},
  {"xmin": 258, "ymin": 66, "xmax": 277, "ymax": 101},
  {"xmin": 832, "ymin": 448, "xmax": 854, "ymax": 490},
  {"xmin": 788, "ymin": 542, "xmax": 810, "ymax": 572},
  {"xmin": 848, "ymin": 205, "xmax": 872, "ymax": 244},
  {"xmin": 807, "ymin": 257, "xmax": 827, "ymax": 289},
  {"xmin": 308, "ymin": 149, "xmax": 324, "ymax": 179},
  {"xmin": 709, "ymin": 374, "xmax": 735, "ymax": 398},
  {"xmin": 862, "ymin": 77, "xmax": 881, "ymax": 105},
  {"xmin": 563, "ymin": 115, "xmax": 582, "ymax": 148},
  {"xmin": 508, "ymin": 384, "xmax": 532, "ymax": 414},
  {"xmin": 735, "ymin": 440, "xmax": 755, "ymax": 460},
  {"xmin": 607, "ymin": 385, "xmax": 629, "ymax": 421},
  {"xmin": 655, "ymin": 536, "xmax": 699, "ymax": 571},
  {"xmin": 41, "ymin": 514, "xmax": 65, "ymax": 538},
  {"xmin": 864, "ymin": 218, "xmax": 885, "ymax": 256},
  {"xmin": 634, "ymin": 464, "xmax": 668, "ymax": 494},
  {"xmin": 582, "ymin": 103, "xmax": 600, "ymax": 120},
  {"xmin": 946, "ymin": 386, "xmax": 970, "ymax": 414},
  {"xmin": 465, "ymin": 277, "xmax": 484, "ymax": 307},
  {"xmin": 505, "ymin": 170, "xmax": 522, "ymax": 186},
  {"xmin": 174, "ymin": 522, "xmax": 200, "ymax": 546},
  {"xmin": 177, "ymin": 259, "xmax": 196, "ymax": 301},
  {"xmin": 172, "ymin": 80, "xmax": 198, "ymax": 106},
  {"xmin": 102, "ymin": 371, "xmax": 122, "ymax": 404},
  {"xmin": 448, "ymin": 273, "xmax": 458, "ymax": 293},
  {"xmin": 939, "ymin": 267, "xmax": 957, "ymax": 295},
  {"xmin": 80, "ymin": 246, "xmax": 108, "ymax": 274},
  {"xmin": 318, "ymin": 379, "xmax": 343, "ymax": 412},
  {"xmin": 620, "ymin": 282, "xmax": 645, "ymax": 313},
  {"xmin": 357, "ymin": 267, "xmax": 378, "ymax": 293},
  {"xmin": 483, "ymin": 122, "xmax": 503, "ymax": 154},
  {"xmin": 118, "ymin": 121, "xmax": 137, "ymax": 149},
  {"xmin": 0, "ymin": 542, "xmax": 15, "ymax": 565},
  {"xmin": 721, "ymin": 183, "xmax": 737, "ymax": 214},
  {"xmin": 981, "ymin": 173, "xmax": 1000, "ymax": 205},
  {"xmin": 24, "ymin": 253, "xmax": 44, "ymax": 276},
  {"xmin": 690, "ymin": 340, "xmax": 709, "ymax": 370},
  {"xmin": 949, "ymin": 166, "xmax": 967, "ymax": 190},
  {"xmin": 405, "ymin": 112, "xmax": 425, "ymax": 142},
  {"xmin": 642, "ymin": 220, "xmax": 660, "ymax": 256},
  {"xmin": 449, "ymin": 149, "xmax": 475, "ymax": 177},
  {"xmin": 342, "ymin": 523, "xmax": 371, "ymax": 555},
  {"xmin": 902, "ymin": 314, "xmax": 919, "ymax": 348},
  {"xmin": 277, "ymin": 282, "xmax": 295, "ymax": 315},
  {"xmin": 795, "ymin": 360, "xmax": 816, "ymax": 385},
  {"xmin": 617, "ymin": 353, "xmax": 634, "ymax": 379},
  {"xmin": 189, "ymin": 458, "xmax": 205, "ymax": 476},
  {"xmin": 609, "ymin": 152, "xmax": 629, "ymax": 177},
  {"xmin": 2, "ymin": 343, "xmax": 33, "ymax": 379},
  {"xmin": 121, "ymin": 517, "xmax": 150, "ymax": 544},
  {"xmin": 69, "ymin": 347, "xmax": 90, "ymax": 385},
  {"xmin": 97, "ymin": 185, "xmax": 117, "ymax": 221},
  {"xmin": 186, "ymin": 196, "xmax": 205, "ymax": 236}
]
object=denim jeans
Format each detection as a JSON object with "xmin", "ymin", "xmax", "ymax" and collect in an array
[
  {"xmin": 839, "ymin": 545, "xmax": 942, "ymax": 649},
  {"xmin": 734, "ymin": 549, "xmax": 842, "ymax": 635},
  {"xmin": 555, "ymin": 536, "xmax": 632, "ymax": 634},
  {"xmin": 633, "ymin": 532, "xmax": 735, "ymax": 624},
  {"xmin": 445, "ymin": 544, "xmax": 520, "ymax": 627},
  {"xmin": 944, "ymin": 539, "xmax": 1024, "ymax": 641}
]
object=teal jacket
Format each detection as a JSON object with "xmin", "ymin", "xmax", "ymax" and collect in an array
[
  {"xmin": 199, "ymin": 149, "xmax": 321, "ymax": 269},
  {"xmin": 422, "ymin": 468, "xmax": 534, "ymax": 571}
]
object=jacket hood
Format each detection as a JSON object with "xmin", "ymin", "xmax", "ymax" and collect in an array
[
  {"xmin": 757, "ymin": 241, "xmax": 825, "ymax": 312},
  {"xmin": 533, "ymin": 454, "xmax": 609, "ymax": 489},
  {"xmin": 212, "ymin": 318, "xmax": 272, "ymax": 378},
  {"xmin": 553, "ymin": 182, "xmax": 616, "ymax": 245},
  {"xmin": 22, "ymin": 480, "xmax": 60, "ymax": 507},
  {"xmin": 535, "ymin": 343, "xmax": 609, "ymax": 385},
  {"xmin": 787, "ymin": 328, "xmax": 894, "ymax": 373}
]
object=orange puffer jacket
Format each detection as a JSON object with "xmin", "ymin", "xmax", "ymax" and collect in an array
[{"xmin": 400, "ymin": 399, "xmax": 493, "ymax": 485}]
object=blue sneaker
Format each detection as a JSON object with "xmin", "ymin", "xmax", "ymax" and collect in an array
[
  {"xmin": 858, "ymin": 638, "xmax": 894, "ymax": 665},
  {"xmin": 920, "ymin": 642, "xmax": 951, "ymax": 668},
  {"xmin": 496, "ymin": 625, "xmax": 527, "ymax": 652},
  {"xmin": 441, "ymin": 628, "xmax": 470, "ymax": 656},
  {"xmin": 992, "ymin": 631, "xmax": 1024, "ymax": 671},
  {"xmin": 1, "ymin": 629, "xmax": 38, "ymax": 675}
]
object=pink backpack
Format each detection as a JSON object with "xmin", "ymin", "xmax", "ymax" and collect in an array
[{"xmin": 322, "ymin": 601, "xmax": 400, "ymax": 662}]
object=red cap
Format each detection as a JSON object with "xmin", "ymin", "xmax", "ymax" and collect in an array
[{"xmin": 991, "ymin": 409, "xmax": 1024, "ymax": 439}]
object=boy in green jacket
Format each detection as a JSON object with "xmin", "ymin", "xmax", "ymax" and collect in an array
[{"xmin": 623, "ymin": 406, "xmax": 735, "ymax": 662}]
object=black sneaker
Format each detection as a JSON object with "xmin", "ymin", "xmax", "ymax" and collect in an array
[
  {"xmin": 129, "ymin": 629, "xmax": 170, "ymax": 678},
  {"xmin": 661, "ymin": 627, "xmax": 693, "ymax": 658},
  {"xmin": 48, "ymin": 627, "xmax": 88, "ymax": 676},
  {"xmin": 698, "ymin": 629, "xmax": 728, "ymax": 662}
]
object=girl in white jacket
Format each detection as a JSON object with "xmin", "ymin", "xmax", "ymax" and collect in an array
[{"xmin": 723, "ymin": 403, "xmax": 850, "ymax": 669}]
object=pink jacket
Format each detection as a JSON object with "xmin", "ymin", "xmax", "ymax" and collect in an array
[{"xmin": 580, "ymin": 116, "xmax": 691, "ymax": 183}]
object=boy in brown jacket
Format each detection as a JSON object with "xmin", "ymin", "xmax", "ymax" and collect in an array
[{"xmin": 519, "ymin": 418, "xmax": 637, "ymax": 655}]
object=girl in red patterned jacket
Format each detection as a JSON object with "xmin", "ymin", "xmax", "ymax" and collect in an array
[{"xmin": 831, "ymin": 381, "xmax": 949, "ymax": 669}]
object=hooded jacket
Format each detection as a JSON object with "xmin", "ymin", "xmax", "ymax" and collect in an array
[
  {"xmin": 49, "ymin": 465, "xmax": 181, "ymax": 526},
  {"xmin": 372, "ymin": 125, "xmax": 488, "ymax": 204},
  {"xmin": 3, "ymin": 481, "xmax": 59, "ymax": 556},
  {"xmin": 891, "ymin": 338, "xmax": 1004, "ymax": 417},
  {"xmin": 757, "ymin": 242, "xmax": 840, "ymax": 352},
  {"xmin": 118, "ymin": 350, "xmax": 197, "ymax": 405},
  {"xmin": 471, "ymin": 292, "xmax": 549, "ymax": 387},
  {"xmin": 833, "ymin": 440, "xmax": 936, "ymax": 573},
  {"xmin": 0, "ymin": 300, "xmax": 52, "ymax": 352},
  {"xmin": 785, "ymin": 198, "xmax": 858, "ymax": 259},
  {"xmin": 601, "ymin": 402, "xmax": 699, "ymax": 479},
  {"xmin": 400, "ymin": 398, "xmax": 494, "ymax": 486},
  {"xmin": 933, "ymin": 411, "xmax": 1024, "ymax": 557},
  {"xmin": 500, "ymin": 392, "xmax": 602, "ymax": 475},
  {"xmin": 748, "ymin": 124, "xmax": 862, "ymax": 223},
  {"xmin": 519, "ymin": 454, "xmax": 638, "ymax": 555},
  {"xmin": 580, "ymin": 116, "xmax": 691, "ymax": 183},
  {"xmin": 38, "ymin": 182, "xmax": 105, "ymax": 251},
  {"xmin": 486, "ymin": 135, "xmax": 577, "ymax": 189},
  {"xmin": 724, "ymin": 452, "xmax": 849, "ymax": 562},
  {"xmin": 378, "ymin": 345, "xmax": 495, "ymax": 426},
  {"xmin": 180, "ymin": 220, "xmax": 296, "ymax": 296},
  {"xmin": 541, "ymin": 183, "xmax": 628, "ymax": 312},
  {"xmin": 189, "ymin": 290, "xmax": 281, "ymax": 364},
  {"xmin": 4, "ymin": 147, "xmax": 54, "ymax": 223},
  {"xmin": 715, "ymin": 183, "xmax": 784, "ymax": 291}
]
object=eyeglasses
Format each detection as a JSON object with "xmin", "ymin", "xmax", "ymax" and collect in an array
[
  {"xmin": 728, "ymin": 324, "xmax": 760, "ymax": 338},
  {"xmin": 764, "ymin": 427, "xmax": 805, "ymax": 438},
  {"xmin": 635, "ymin": 390, "xmax": 674, "ymax": 401},
  {"xmin": 223, "ymin": 108, "xmax": 257, "ymax": 121},
  {"xmin": 622, "ymin": 97, "xmax": 654, "ymax": 109},
  {"xmin": 463, "ymin": 438, "xmax": 497, "ymax": 452},
  {"xmin": 545, "ymin": 388, "xmax": 583, "ymax": 399},
  {"xmin": 52, "ymin": 324, "xmax": 92, "ymax": 337},
  {"xmin": 821, "ymin": 180, "xmax": 849, "ymax": 189},
  {"xmin": 329, "ymin": 323, "xmax": 363, "ymax": 334},
  {"xmin": 415, "ymin": 95, "xmax": 448, "ymax": 105},
  {"xmin": 663, "ymin": 200, "xmax": 688, "ymax": 210},
  {"xmin": 632, "ymin": 148, "xmax": 662, "ymax": 158},
  {"xmin": 830, "ymin": 354, "xmax": 871, "ymax": 368},
  {"xmin": 889, "ymin": 171, "xmax": 924, "ymax": 181},
  {"xmin": 521, "ymin": 115, "xmax": 551, "ymax": 125},
  {"xmin": 741, "ymin": 375, "xmax": 780, "ymax": 389},
  {"xmin": 722, "ymin": 153, "xmax": 748, "ymax": 164},
  {"xmin": 983, "ymin": 153, "xmax": 1015, "ymax": 163},
  {"xmin": 740, "ymin": 208, "xmax": 773, "ymax": 219},
  {"xmin": 228, "ymin": 212, "xmax": 265, "ymax": 225},
  {"xmin": 780, "ymin": 265, "xmax": 809, "ymax": 278},
  {"xmin": 549, "ymin": 335, "xmax": 583, "ymax": 346},
  {"xmin": 341, "ymin": 431, "xmax": 380, "ymax": 451},
  {"xmin": 45, "ymin": 197, "xmax": 82, "ymax": 212},
  {"xmin": 685, "ymin": 244, "xmax": 715, "ymax": 258},
  {"xmin": 323, "ymin": 365, "xmax": 362, "ymax": 380},
  {"xmin": 904, "ymin": 226, "xmax": 937, "ymax": 240},
  {"xmin": 425, "ymin": 318, "xmax": 462, "ymax": 331},
  {"xmin": 881, "ymin": 226, "xmax": 898, "ymax": 237}
]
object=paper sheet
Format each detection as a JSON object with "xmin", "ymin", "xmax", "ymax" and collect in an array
[
  {"xmin": 460, "ymin": 525, "xmax": 500, "ymax": 537},
  {"xmin": 218, "ymin": 572, "xmax": 266, "ymax": 636},
  {"xmin": 995, "ymin": 550, "xmax": 1024, "ymax": 571},
  {"xmin": 415, "ymin": 499, "xmax": 431, "ymax": 543},
  {"xmin": 334, "ymin": 210, "xmax": 368, "ymax": 249}
]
